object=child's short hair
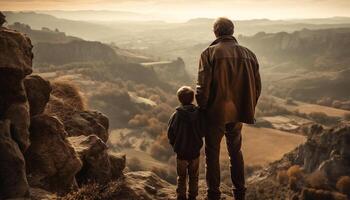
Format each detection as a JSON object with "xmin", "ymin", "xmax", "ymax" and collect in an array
[{"xmin": 177, "ymin": 86, "xmax": 194, "ymax": 105}]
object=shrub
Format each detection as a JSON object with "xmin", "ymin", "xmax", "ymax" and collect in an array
[
  {"xmin": 256, "ymin": 97, "xmax": 291, "ymax": 116},
  {"xmin": 301, "ymin": 188, "xmax": 347, "ymax": 200},
  {"xmin": 308, "ymin": 112, "xmax": 340, "ymax": 126},
  {"xmin": 127, "ymin": 157, "xmax": 145, "ymax": 171},
  {"xmin": 151, "ymin": 165, "xmax": 177, "ymax": 184},
  {"xmin": 128, "ymin": 114, "xmax": 148, "ymax": 127},
  {"xmin": 156, "ymin": 111, "xmax": 171, "ymax": 123},
  {"xmin": 317, "ymin": 97, "xmax": 333, "ymax": 106},
  {"xmin": 46, "ymin": 79, "xmax": 87, "ymax": 121},
  {"xmin": 343, "ymin": 113, "xmax": 350, "ymax": 121},
  {"xmin": 150, "ymin": 133, "xmax": 173, "ymax": 162},
  {"xmin": 289, "ymin": 176, "xmax": 298, "ymax": 191},
  {"xmin": 286, "ymin": 98, "xmax": 297, "ymax": 105},
  {"xmin": 276, "ymin": 170, "xmax": 289, "ymax": 185},
  {"xmin": 51, "ymin": 79, "xmax": 87, "ymax": 110},
  {"xmin": 151, "ymin": 167, "xmax": 168, "ymax": 180},
  {"xmin": 306, "ymin": 170, "xmax": 328, "ymax": 189},
  {"xmin": 332, "ymin": 100, "xmax": 342, "ymax": 108},
  {"xmin": 287, "ymin": 165, "xmax": 303, "ymax": 179},
  {"xmin": 146, "ymin": 118, "xmax": 163, "ymax": 138},
  {"xmin": 245, "ymin": 165, "xmax": 263, "ymax": 177},
  {"xmin": 336, "ymin": 176, "xmax": 350, "ymax": 196}
]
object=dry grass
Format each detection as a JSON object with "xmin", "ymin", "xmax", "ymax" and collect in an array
[
  {"xmin": 220, "ymin": 125, "xmax": 306, "ymax": 166},
  {"xmin": 273, "ymin": 96, "xmax": 350, "ymax": 118},
  {"xmin": 301, "ymin": 188, "xmax": 348, "ymax": 200},
  {"xmin": 45, "ymin": 79, "xmax": 86, "ymax": 121},
  {"xmin": 287, "ymin": 165, "xmax": 303, "ymax": 179},
  {"xmin": 306, "ymin": 170, "xmax": 329, "ymax": 190},
  {"xmin": 127, "ymin": 157, "xmax": 145, "ymax": 171},
  {"xmin": 336, "ymin": 176, "xmax": 350, "ymax": 196},
  {"xmin": 276, "ymin": 170, "xmax": 289, "ymax": 185},
  {"xmin": 51, "ymin": 79, "xmax": 87, "ymax": 110}
]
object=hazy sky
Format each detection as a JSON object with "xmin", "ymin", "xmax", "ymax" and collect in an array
[{"xmin": 1, "ymin": 0, "xmax": 350, "ymax": 21}]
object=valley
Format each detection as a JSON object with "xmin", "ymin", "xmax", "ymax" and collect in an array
[{"xmin": 2, "ymin": 10, "xmax": 350, "ymax": 199}]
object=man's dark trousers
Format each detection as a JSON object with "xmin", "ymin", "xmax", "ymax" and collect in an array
[{"xmin": 205, "ymin": 122, "xmax": 246, "ymax": 200}]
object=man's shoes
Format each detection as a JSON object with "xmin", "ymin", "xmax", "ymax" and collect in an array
[
  {"xmin": 177, "ymin": 196, "xmax": 187, "ymax": 200},
  {"xmin": 188, "ymin": 195, "xmax": 197, "ymax": 200},
  {"xmin": 233, "ymin": 191, "xmax": 245, "ymax": 200}
]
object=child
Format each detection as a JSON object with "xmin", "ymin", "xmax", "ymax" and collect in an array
[{"xmin": 167, "ymin": 86, "xmax": 203, "ymax": 200}]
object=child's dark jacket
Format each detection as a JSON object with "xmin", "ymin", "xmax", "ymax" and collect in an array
[{"xmin": 167, "ymin": 104, "xmax": 203, "ymax": 160}]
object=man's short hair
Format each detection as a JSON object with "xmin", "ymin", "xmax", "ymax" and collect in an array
[
  {"xmin": 177, "ymin": 86, "xmax": 194, "ymax": 105},
  {"xmin": 213, "ymin": 17, "xmax": 234, "ymax": 37}
]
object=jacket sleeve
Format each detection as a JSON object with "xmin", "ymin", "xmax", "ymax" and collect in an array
[
  {"xmin": 196, "ymin": 49, "xmax": 213, "ymax": 110},
  {"xmin": 167, "ymin": 112, "xmax": 177, "ymax": 147}
]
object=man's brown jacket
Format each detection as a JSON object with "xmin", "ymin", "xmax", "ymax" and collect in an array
[{"xmin": 196, "ymin": 35, "xmax": 261, "ymax": 125}]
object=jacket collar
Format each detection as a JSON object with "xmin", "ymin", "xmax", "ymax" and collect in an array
[{"xmin": 210, "ymin": 35, "xmax": 238, "ymax": 46}]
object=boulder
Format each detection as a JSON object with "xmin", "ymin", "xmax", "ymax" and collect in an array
[
  {"xmin": 0, "ymin": 27, "xmax": 33, "ymax": 75},
  {"xmin": 0, "ymin": 72, "xmax": 31, "ymax": 153},
  {"xmin": 4, "ymin": 100, "xmax": 31, "ymax": 153},
  {"xmin": 109, "ymin": 152, "xmax": 126, "ymax": 179},
  {"xmin": 30, "ymin": 187, "xmax": 57, "ymax": 200},
  {"xmin": 62, "ymin": 171, "xmax": 232, "ymax": 200},
  {"xmin": 0, "ymin": 11, "xmax": 5, "ymax": 27},
  {"xmin": 24, "ymin": 75, "xmax": 52, "ymax": 116},
  {"xmin": 300, "ymin": 188, "xmax": 347, "ymax": 200},
  {"xmin": 0, "ymin": 120, "xmax": 30, "ymax": 199},
  {"xmin": 68, "ymin": 135, "xmax": 124, "ymax": 184},
  {"xmin": 303, "ymin": 123, "xmax": 350, "ymax": 173},
  {"xmin": 25, "ymin": 114, "xmax": 82, "ymax": 195},
  {"xmin": 319, "ymin": 155, "xmax": 350, "ymax": 186},
  {"xmin": 65, "ymin": 111, "xmax": 109, "ymax": 142}
]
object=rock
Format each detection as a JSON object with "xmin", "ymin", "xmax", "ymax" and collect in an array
[
  {"xmin": 25, "ymin": 114, "xmax": 82, "ymax": 195},
  {"xmin": 0, "ymin": 120, "xmax": 30, "ymax": 199},
  {"xmin": 0, "ymin": 72, "xmax": 31, "ymax": 153},
  {"xmin": 0, "ymin": 11, "xmax": 5, "ymax": 27},
  {"xmin": 0, "ymin": 27, "xmax": 33, "ymax": 75},
  {"xmin": 319, "ymin": 155, "xmax": 350, "ymax": 186},
  {"xmin": 65, "ymin": 111, "xmax": 109, "ymax": 142},
  {"xmin": 303, "ymin": 123, "xmax": 350, "ymax": 173},
  {"xmin": 24, "ymin": 75, "xmax": 52, "ymax": 116},
  {"xmin": 109, "ymin": 152, "xmax": 126, "ymax": 179},
  {"xmin": 4, "ymin": 100, "xmax": 31, "ymax": 153},
  {"xmin": 300, "ymin": 188, "xmax": 347, "ymax": 200},
  {"xmin": 30, "ymin": 187, "xmax": 57, "ymax": 200},
  {"xmin": 68, "ymin": 135, "xmax": 124, "ymax": 184},
  {"xmin": 246, "ymin": 122, "xmax": 350, "ymax": 199},
  {"xmin": 62, "ymin": 171, "xmax": 233, "ymax": 200}
]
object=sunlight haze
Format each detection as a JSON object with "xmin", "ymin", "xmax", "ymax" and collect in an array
[{"xmin": 1, "ymin": 0, "xmax": 350, "ymax": 21}]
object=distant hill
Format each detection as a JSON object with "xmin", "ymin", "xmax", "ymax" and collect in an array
[
  {"xmin": 3, "ymin": 11, "xmax": 118, "ymax": 41},
  {"xmin": 5, "ymin": 11, "xmax": 350, "ymax": 44},
  {"xmin": 8, "ymin": 22, "xmax": 81, "ymax": 44},
  {"xmin": 239, "ymin": 28, "xmax": 350, "ymax": 71},
  {"xmin": 11, "ymin": 23, "xmax": 189, "ymax": 89},
  {"xmin": 37, "ymin": 10, "xmax": 155, "ymax": 22}
]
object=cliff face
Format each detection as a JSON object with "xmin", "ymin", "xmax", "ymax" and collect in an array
[
  {"xmin": 239, "ymin": 28, "xmax": 350, "ymax": 70},
  {"xmin": 0, "ymin": 27, "xmax": 33, "ymax": 75},
  {"xmin": 141, "ymin": 57, "xmax": 190, "ymax": 83},
  {"xmin": 246, "ymin": 123, "xmax": 350, "ymax": 200},
  {"xmin": 33, "ymin": 40, "xmax": 119, "ymax": 65},
  {"xmin": 0, "ymin": 24, "xmax": 125, "ymax": 199}
]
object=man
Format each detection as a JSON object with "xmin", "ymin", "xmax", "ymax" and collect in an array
[{"xmin": 196, "ymin": 17, "xmax": 261, "ymax": 200}]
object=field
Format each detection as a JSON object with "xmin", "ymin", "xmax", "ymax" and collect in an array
[
  {"xmin": 220, "ymin": 125, "xmax": 306, "ymax": 166},
  {"xmin": 110, "ymin": 125, "xmax": 306, "ymax": 171},
  {"xmin": 273, "ymin": 96, "xmax": 350, "ymax": 118},
  {"xmin": 239, "ymin": 125, "xmax": 305, "ymax": 165}
]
